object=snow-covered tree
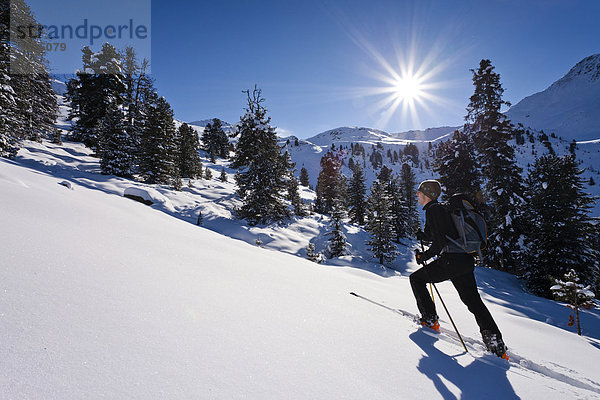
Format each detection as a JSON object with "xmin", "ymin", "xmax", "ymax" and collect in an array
[
  {"xmin": 177, "ymin": 123, "xmax": 202, "ymax": 179},
  {"xmin": 299, "ymin": 167, "xmax": 310, "ymax": 187},
  {"xmin": 138, "ymin": 95, "xmax": 179, "ymax": 185},
  {"xmin": 0, "ymin": 31, "xmax": 18, "ymax": 157},
  {"xmin": 522, "ymin": 154, "xmax": 600, "ymax": 297},
  {"xmin": 306, "ymin": 243, "xmax": 324, "ymax": 264},
  {"xmin": 233, "ymin": 87, "xmax": 289, "ymax": 225},
  {"xmin": 316, "ymin": 151, "xmax": 345, "ymax": 214},
  {"xmin": 465, "ymin": 59, "xmax": 525, "ymax": 272},
  {"xmin": 347, "ymin": 162, "xmax": 367, "ymax": 225},
  {"xmin": 219, "ymin": 167, "xmax": 227, "ymax": 182},
  {"xmin": 399, "ymin": 163, "xmax": 419, "ymax": 237},
  {"xmin": 3, "ymin": 0, "xmax": 57, "ymax": 150},
  {"xmin": 434, "ymin": 130, "xmax": 481, "ymax": 200},
  {"xmin": 99, "ymin": 102, "xmax": 136, "ymax": 177},
  {"xmin": 66, "ymin": 44, "xmax": 125, "ymax": 151},
  {"xmin": 366, "ymin": 180, "xmax": 398, "ymax": 265},
  {"xmin": 202, "ymin": 118, "xmax": 229, "ymax": 162},
  {"xmin": 326, "ymin": 198, "xmax": 348, "ymax": 258},
  {"xmin": 550, "ymin": 269, "xmax": 596, "ymax": 336}
]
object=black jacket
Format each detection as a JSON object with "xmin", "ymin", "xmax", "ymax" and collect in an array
[{"xmin": 421, "ymin": 200, "xmax": 459, "ymax": 262}]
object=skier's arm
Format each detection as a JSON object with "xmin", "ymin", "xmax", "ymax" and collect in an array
[{"xmin": 422, "ymin": 206, "xmax": 447, "ymax": 261}]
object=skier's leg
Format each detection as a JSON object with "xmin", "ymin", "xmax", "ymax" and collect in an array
[
  {"xmin": 409, "ymin": 258, "xmax": 452, "ymax": 320},
  {"xmin": 451, "ymin": 270, "xmax": 502, "ymax": 337}
]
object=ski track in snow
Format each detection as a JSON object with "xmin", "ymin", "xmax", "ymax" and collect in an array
[{"xmin": 350, "ymin": 292, "xmax": 600, "ymax": 396}]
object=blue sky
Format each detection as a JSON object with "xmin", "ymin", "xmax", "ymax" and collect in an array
[{"xmin": 26, "ymin": 0, "xmax": 600, "ymax": 138}]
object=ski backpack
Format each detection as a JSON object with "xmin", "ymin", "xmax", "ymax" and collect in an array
[{"xmin": 443, "ymin": 194, "xmax": 487, "ymax": 255}]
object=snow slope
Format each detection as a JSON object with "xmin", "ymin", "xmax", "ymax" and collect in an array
[
  {"xmin": 2, "ymin": 140, "xmax": 600, "ymax": 399},
  {"xmin": 507, "ymin": 54, "xmax": 600, "ymax": 142}
]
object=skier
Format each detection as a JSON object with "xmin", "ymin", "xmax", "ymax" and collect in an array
[{"xmin": 410, "ymin": 180, "xmax": 507, "ymax": 358}]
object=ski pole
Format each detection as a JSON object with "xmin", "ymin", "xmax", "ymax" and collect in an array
[{"xmin": 420, "ymin": 239, "xmax": 468, "ymax": 353}]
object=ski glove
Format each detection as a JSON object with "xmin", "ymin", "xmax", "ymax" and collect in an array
[{"xmin": 415, "ymin": 250, "xmax": 425, "ymax": 265}]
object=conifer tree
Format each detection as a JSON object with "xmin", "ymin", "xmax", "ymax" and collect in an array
[
  {"xmin": 348, "ymin": 162, "xmax": 367, "ymax": 225},
  {"xmin": 138, "ymin": 95, "xmax": 179, "ymax": 185},
  {"xmin": 0, "ymin": 25, "xmax": 18, "ymax": 157},
  {"xmin": 177, "ymin": 123, "xmax": 202, "ymax": 178},
  {"xmin": 522, "ymin": 154, "xmax": 600, "ymax": 297},
  {"xmin": 366, "ymin": 180, "xmax": 398, "ymax": 265},
  {"xmin": 465, "ymin": 59, "xmax": 525, "ymax": 272},
  {"xmin": 326, "ymin": 198, "xmax": 348, "ymax": 258},
  {"xmin": 202, "ymin": 118, "xmax": 229, "ymax": 162},
  {"xmin": 434, "ymin": 130, "xmax": 481, "ymax": 200},
  {"xmin": 66, "ymin": 44, "xmax": 125, "ymax": 151},
  {"xmin": 299, "ymin": 167, "xmax": 310, "ymax": 187},
  {"xmin": 399, "ymin": 163, "xmax": 419, "ymax": 237},
  {"xmin": 99, "ymin": 102, "xmax": 135, "ymax": 177},
  {"xmin": 4, "ymin": 0, "xmax": 57, "ymax": 149},
  {"xmin": 233, "ymin": 86, "xmax": 289, "ymax": 225},
  {"xmin": 306, "ymin": 243, "xmax": 324, "ymax": 264},
  {"xmin": 551, "ymin": 269, "xmax": 596, "ymax": 336},
  {"xmin": 316, "ymin": 151, "xmax": 345, "ymax": 214},
  {"xmin": 219, "ymin": 167, "xmax": 227, "ymax": 182}
]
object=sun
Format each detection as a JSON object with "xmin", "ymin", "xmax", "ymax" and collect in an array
[{"xmin": 393, "ymin": 75, "xmax": 424, "ymax": 102}]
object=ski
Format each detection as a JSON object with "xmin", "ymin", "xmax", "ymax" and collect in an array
[{"xmin": 349, "ymin": 292, "xmax": 509, "ymax": 362}]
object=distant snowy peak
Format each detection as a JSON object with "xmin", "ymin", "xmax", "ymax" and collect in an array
[
  {"xmin": 305, "ymin": 126, "xmax": 455, "ymax": 147},
  {"xmin": 307, "ymin": 126, "xmax": 394, "ymax": 146},
  {"xmin": 392, "ymin": 126, "xmax": 457, "ymax": 142},
  {"xmin": 554, "ymin": 53, "xmax": 600, "ymax": 85},
  {"xmin": 506, "ymin": 54, "xmax": 600, "ymax": 142}
]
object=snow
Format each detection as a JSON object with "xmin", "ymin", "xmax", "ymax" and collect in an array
[
  {"xmin": 1, "ymin": 139, "xmax": 600, "ymax": 399},
  {"xmin": 507, "ymin": 54, "xmax": 600, "ymax": 142}
]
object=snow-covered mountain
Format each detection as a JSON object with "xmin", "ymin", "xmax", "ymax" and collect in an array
[{"xmin": 507, "ymin": 54, "xmax": 600, "ymax": 142}]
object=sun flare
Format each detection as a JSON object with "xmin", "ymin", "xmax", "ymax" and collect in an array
[{"xmin": 393, "ymin": 75, "xmax": 424, "ymax": 102}]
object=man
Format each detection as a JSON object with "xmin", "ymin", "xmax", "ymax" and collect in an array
[{"xmin": 410, "ymin": 180, "xmax": 507, "ymax": 358}]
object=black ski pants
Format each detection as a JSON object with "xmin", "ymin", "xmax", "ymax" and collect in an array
[{"xmin": 409, "ymin": 253, "xmax": 502, "ymax": 337}]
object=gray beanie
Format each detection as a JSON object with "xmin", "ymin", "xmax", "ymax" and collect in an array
[{"xmin": 417, "ymin": 180, "xmax": 441, "ymax": 200}]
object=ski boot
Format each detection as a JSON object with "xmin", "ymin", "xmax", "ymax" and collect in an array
[
  {"xmin": 418, "ymin": 315, "xmax": 440, "ymax": 333},
  {"xmin": 482, "ymin": 330, "xmax": 509, "ymax": 360}
]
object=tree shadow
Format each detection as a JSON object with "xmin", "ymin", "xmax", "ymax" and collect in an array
[{"xmin": 409, "ymin": 331, "xmax": 519, "ymax": 400}]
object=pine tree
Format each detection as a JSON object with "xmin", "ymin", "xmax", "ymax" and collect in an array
[
  {"xmin": 522, "ymin": 154, "xmax": 600, "ymax": 297},
  {"xmin": 233, "ymin": 86, "xmax": 289, "ymax": 225},
  {"xmin": 287, "ymin": 175, "xmax": 306, "ymax": 217},
  {"xmin": 376, "ymin": 166, "xmax": 408, "ymax": 243},
  {"xmin": 551, "ymin": 269, "xmax": 596, "ymax": 336},
  {"xmin": 347, "ymin": 162, "xmax": 367, "ymax": 225},
  {"xmin": 366, "ymin": 180, "xmax": 398, "ymax": 265},
  {"xmin": 4, "ymin": 0, "xmax": 57, "ymax": 149},
  {"xmin": 177, "ymin": 123, "xmax": 202, "ymax": 178},
  {"xmin": 219, "ymin": 167, "xmax": 227, "ymax": 182},
  {"xmin": 434, "ymin": 130, "xmax": 481, "ymax": 200},
  {"xmin": 299, "ymin": 167, "xmax": 310, "ymax": 187},
  {"xmin": 465, "ymin": 59, "xmax": 525, "ymax": 272},
  {"xmin": 306, "ymin": 243, "xmax": 323, "ymax": 264},
  {"xmin": 99, "ymin": 102, "xmax": 136, "ymax": 177},
  {"xmin": 66, "ymin": 44, "xmax": 125, "ymax": 151},
  {"xmin": 327, "ymin": 198, "xmax": 348, "ymax": 258},
  {"xmin": 138, "ymin": 95, "xmax": 179, "ymax": 185},
  {"xmin": 316, "ymin": 151, "xmax": 345, "ymax": 214},
  {"xmin": 0, "ymin": 22, "xmax": 18, "ymax": 157},
  {"xmin": 399, "ymin": 163, "xmax": 419, "ymax": 237},
  {"xmin": 202, "ymin": 118, "xmax": 229, "ymax": 162}
]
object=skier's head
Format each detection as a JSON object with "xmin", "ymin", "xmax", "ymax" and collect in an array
[{"xmin": 417, "ymin": 180, "xmax": 441, "ymax": 204}]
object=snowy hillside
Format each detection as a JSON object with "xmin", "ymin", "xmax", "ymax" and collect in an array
[
  {"xmin": 2, "ymin": 138, "xmax": 600, "ymax": 399},
  {"xmin": 507, "ymin": 54, "xmax": 600, "ymax": 142}
]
